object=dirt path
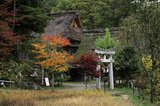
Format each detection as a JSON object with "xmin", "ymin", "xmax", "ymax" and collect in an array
[{"xmin": 63, "ymin": 82, "xmax": 98, "ymax": 91}]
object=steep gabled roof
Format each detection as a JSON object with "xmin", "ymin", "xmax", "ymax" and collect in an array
[{"xmin": 44, "ymin": 11, "xmax": 83, "ymax": 41}]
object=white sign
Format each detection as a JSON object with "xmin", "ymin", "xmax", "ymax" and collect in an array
[{"xmin": 45, "ymin": 78, "xmax": 50, "ymax": 86}]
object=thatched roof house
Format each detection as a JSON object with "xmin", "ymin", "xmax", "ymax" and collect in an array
[
  {"xmin": 44, "ymin": 11, "xmax": 83, "ymax": 54},
  {"xmin": 44, "ymin": 11, "xmax": 83, "ymax": 40},
  {"xmin": 44, "ymin": 11, "xmax": 120, "ymax": 55}
]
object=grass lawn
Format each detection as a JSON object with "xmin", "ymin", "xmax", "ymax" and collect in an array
[
  {"xmin": 0, "ymin": 89, "xmax": 133, "ymax": 106},
  {"xmin": 112, "ymin": 87, "xmax": 156, "ymax": 106},
  {"xmin": 0, "ymin": 83, "xmax": 157, "ymax": 106}
]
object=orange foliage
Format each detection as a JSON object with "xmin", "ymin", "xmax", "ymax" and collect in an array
[
  {"xmin": 42, "ymin": 33, "xmax": 70, "ymax": 47},
  {"xmin": 32, "ymin": 34, "xmax": 74, "ymax": 72}
]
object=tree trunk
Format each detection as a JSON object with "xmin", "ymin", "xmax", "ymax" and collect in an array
[
  {"xmin": 150, "ymin": 54, "xmax": 157, "ymax": 103},
  {"xmin": 13, "ymin": 0, "xmax": 16, "ymax": 29},
  {"xmin": 41, "ymin": 67, "xmax": 44, "ymax": 85},
  {"xmin": 150, "ymin": 72, "xmax": 156, "ymax": 103},
  {"xmin": 52, "ymin": 73, "xmax": 54, "ymax": 92},
  {"xmin": 61, "ymin": 74, "xmax": 63, "ymax": 86},
  {"xmin": 84, "ymin": 72, "xmax": 87, "ymax": 90}
]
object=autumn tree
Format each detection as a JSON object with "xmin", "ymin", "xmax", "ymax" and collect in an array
[
  {"xmin": 0, "ymin": 0, "xmax": 18, "ymax": 59},
  {"xmin": 73, "ymin": 51, "xmax": 101, "ymax": 89},
  {"xmin": 0, "ymin": 0, "xmax": 49, "ymax": 60},
  {"xmin": 32, "ymin": 34, "xmax": 74, "ymax": 91}
]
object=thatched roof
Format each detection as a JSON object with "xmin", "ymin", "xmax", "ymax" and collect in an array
[
  {"xmin": 44, "ymin": 11, "xmax": 83, "ymax": 41},
  {"xmin": 83, "ymin": 27, "xmax": 120, "ymax": 38}
]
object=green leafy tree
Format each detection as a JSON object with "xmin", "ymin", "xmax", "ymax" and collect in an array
[
  {"xmin": 53, "ymin": 0, "xmax": 112, "ymax": 28},
  {"xmin": 14, "ymin": 0, "xmax": 49, "ymax": 35},
  {"xmin": 95, "ymin": 28, "xmax": 117, "ymax": 49},
  {"xmin": 114, "ymin": 46, "xmax": 139, "ymax": 84},
  {"xmin": 52, "ymin": 0, "xmax": 136, "ymax": 28},
  {"xmin": 118, "ymin": 1, "xmax": 160, "ymax": 103},
  {"xmin": 0, "ymin": 61, "xmax": 17, "ymax": 80},
  {"xmin": 43, "ymin": 0, "xmax": 58, "ymax": 13}
]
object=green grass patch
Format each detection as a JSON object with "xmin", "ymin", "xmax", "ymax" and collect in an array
[{"xmin": 112, "ymin": 87, "xmax": 156, "ymax": 106}]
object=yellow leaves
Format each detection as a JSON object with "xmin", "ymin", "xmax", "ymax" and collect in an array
[
  {"xmin": 32, "ymin": 34, "xmax": 74, "ymax": 72},
  {"xmin": 142, "ymin": 55, "xmax": 159, "ymax": 71},
  {"xmin": 32, "ymin": 43, "xmax": 46, "ymax": 49},
  {"xmin": 142, "ymin": 55, "xmax": 152, "ymax": 71},
  {"xmin": 142, "ymin": 55, "xmax": 160, "ymax": 92}
]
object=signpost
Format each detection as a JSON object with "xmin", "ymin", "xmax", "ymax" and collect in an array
[{"xmin": 45, "ymin": 77, "xmax": 50, "ymax": 86}]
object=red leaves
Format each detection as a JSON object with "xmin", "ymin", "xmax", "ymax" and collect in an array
[
  {"xmin": 73, "ymin": 51, "xmax": 103, "ymax": 77},
  {"xmin": 0, "ymin": 21, "xmax": 18, "ymax": 58},
  {"xmin": 0, "ymin": 0, "xmax": 21, "ymax": 59},
  {"xmin": 0, "ymin": 0, "xmax": 18, "ymax": 26}
]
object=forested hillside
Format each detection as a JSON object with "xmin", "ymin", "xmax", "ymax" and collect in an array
[{"xmin": 0, "ymin": 0, "xmax": 160, "ymax": 105}]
